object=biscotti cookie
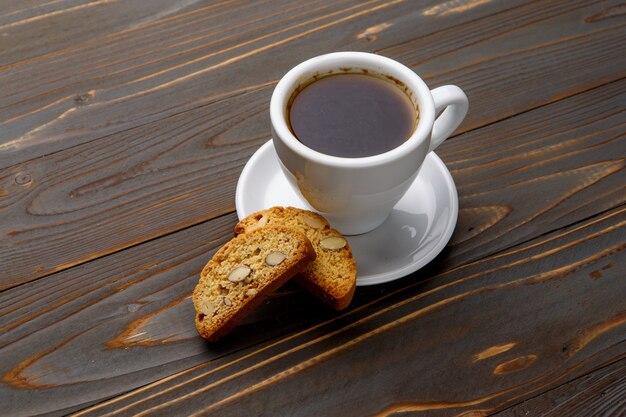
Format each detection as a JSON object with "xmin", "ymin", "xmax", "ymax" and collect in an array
[
  {"xmin": 193, "ymin": 226, "xmax": 316, "ymax": 341},
  {"xmin": 235, "ymin": 207, "xmax": 356, "ymax": 310}
]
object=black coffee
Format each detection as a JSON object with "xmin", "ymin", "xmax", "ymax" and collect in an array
[{"xmin": 288, "ymin": 73, "xmax": 416, "ymax": 158}]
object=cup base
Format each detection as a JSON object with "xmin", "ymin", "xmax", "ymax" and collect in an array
[{"xmin": 323, "ymin": 211, "xmax": 390, "ymax": 236}]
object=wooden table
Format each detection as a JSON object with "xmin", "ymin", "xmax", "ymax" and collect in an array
[{"xmin": 1, "ymin": 1, "xmax": 625, "ymax": 415}]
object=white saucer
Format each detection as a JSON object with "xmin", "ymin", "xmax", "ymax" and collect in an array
[{"xmin": 236, "ymin": 140, "xmax": 458, "ymax": 286}]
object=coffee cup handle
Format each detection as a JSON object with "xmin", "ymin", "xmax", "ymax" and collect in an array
[{"xmin": 428, "ymin": 85, "xmax": 469, "ymax": 152}]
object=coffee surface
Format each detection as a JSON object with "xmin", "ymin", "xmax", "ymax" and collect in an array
[{"xmin": 288, "ymin": 73, "xmax": 415, "ymax": 158}]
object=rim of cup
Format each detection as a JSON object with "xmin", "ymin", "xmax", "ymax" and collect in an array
[{"xmin": 270, "ymin": 52, "xmax": 436, "ymax": 168}]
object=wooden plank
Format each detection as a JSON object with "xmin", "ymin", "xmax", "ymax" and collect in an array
[
  {"xmin": 380, "ymin": 0, "xmax": 626, "ymax": 131},
  {"xmin": 1, "ymin": 71, "xmax": 624, "ymax": 291},
  {"xmin": 0, "ymin": 0, "xmax": 525, "ymax": 167},
  {"xmin": 0, "ymin": 86, "xmax": 270, "ymax": 289},
  {"xmin": 440, "ymin": 78, "xmax": 626, "ymax": 267},
  {"xmin": 0, "ymin": 212, "xmax": 338, "ymax": 416},
  {"xmin": 1, "ymin": 1, "xmax": 623, "ymax": 288},
  {"xmin": 0, "ymin": 213, "xmax": 240, "ymax": 416},
  {"xmin": 0, "ymin": 82, "xmax": 624, "ymax": 415},
  {"xmin": 64, "ymin": 205, "xmax": 626, "ymax": 416},
  {"xmin": 494, "ymin": 359, "xmax": 625, "ymax": 417},
  {"xmin": 0, "ymin": 0, "xmax": 216, "ymax": 67}
]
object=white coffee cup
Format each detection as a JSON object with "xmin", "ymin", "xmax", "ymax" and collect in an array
[{"xmin": 270, "ymin": 52, "xmax": 468, "ymax": 235}]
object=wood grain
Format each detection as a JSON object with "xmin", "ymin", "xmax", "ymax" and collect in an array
[
  {"xmin": 0, "ymin": 81, "xmax": 624, "ymax": 414},
  {"xmin": 64, "ymin": 204, "xmax": 625, "ymax": 417},
  {"xmin": 441, "ymin": 78, "xmax": 626, "ymax": 267},
  {"xmin": 2, "ymin": 75, "xmax": 624, "ymax": 291},
  {"xmin": 381, "ymin": 0, "xmax": 626, "ymax": 131},
  {"xmin": 0, "ymin": 212, "xmax": 235, "ymax": 415},
  {"xmin": 494, "ymin": 359, "xmax": 625, "ymax": 417},
  {"xmin": 0, "ymin": 212, "xmax": 337, "ymax": 416},
  {"xmin": 0, "ymin": 0, "xmax": 524, "ymax": 167},
  {"xmin": 1, "ymin": 1, "xmax": 625, "ymax": 415},
  {"xmin": 2, "ymin": 0, "xmax": 625, "ymax": 288},
  {"xmin": 0, "ymin": 0, "xmax": 212, "ymax": 67},
  {"xmin": 0, "ymin": 86, "xmax": 271, "ymax": 289}
]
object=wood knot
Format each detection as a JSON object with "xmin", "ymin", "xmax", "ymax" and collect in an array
[
  {"xmin": 14, "ymin": 172, "xmax": 32, "ymax": 186},
  {"xmin": 74, "ymin": 92, "xmax": 94, "ymax": 105},
  {"xmin": 589, "ymin": 263, "xmax": 614, "ymax": 280},
  {"xmin": 356, "ymin": 22, "xmax": 392, "ymax": 41},
  {"xmin": 493, "ymin": 354, "xmax": 537, "ymax": 375},
  {"xmin": 473, "ymin": 342, "xmax": 516, "ymax": 361}
]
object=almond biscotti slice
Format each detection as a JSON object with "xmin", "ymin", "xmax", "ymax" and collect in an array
[
  {"xmin": 193, "ymin": 226, "xmax": 315, "ymax": 341},
  {"xmin": 235, "ymin": 207, "xmax": 356, "ymax": 310}
]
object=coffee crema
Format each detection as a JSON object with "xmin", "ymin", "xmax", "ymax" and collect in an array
[{"xmin": 288, "ymin": 73, "xmax": 416, "ymax": 158}]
